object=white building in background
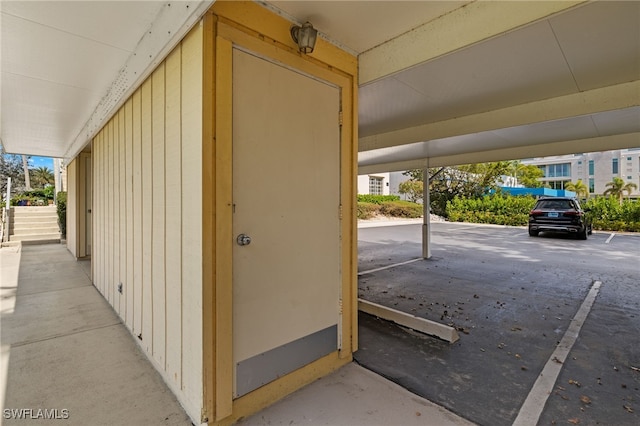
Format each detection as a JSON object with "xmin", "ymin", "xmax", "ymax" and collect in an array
[
  {"xmin": 357, "ymin": 172, "xmax": 407, "ymax": 197},
  {"xmin": 521, "ymin": 149, "xmax": 640, "ymax": 198},
  {"xmin": 358, "ymin": 149, "xmax": 640, "ymax": 200}
]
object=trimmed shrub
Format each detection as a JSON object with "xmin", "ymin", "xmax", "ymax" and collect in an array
[
  {"xmin": 378, "ymin": 201, "xmax": 423, "ymax": 218},
  {"xmin": 446, "ymin": 194, "xmax": 536, "ymax": 226},
  {"xmin": 357, "ymin": 194, "xmax": 400, "ymax": 204},
  {"xmin": 357, "ymin": 202, "xmax": 380, "ymax": 219}
]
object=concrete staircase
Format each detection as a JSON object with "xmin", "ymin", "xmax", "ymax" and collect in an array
[{"xmin": 9, "ymin": 205, "xmax": 61, "ymax": 244}]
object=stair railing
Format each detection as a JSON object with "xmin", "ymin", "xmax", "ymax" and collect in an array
[{"xmin": 1, "ymin": 177, "xmax": 11, "ymax": 243}]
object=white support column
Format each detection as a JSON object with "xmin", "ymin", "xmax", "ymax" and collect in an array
[{"xmin": 422, "ymin": 161, "xmax": 431, "ymax": 259}]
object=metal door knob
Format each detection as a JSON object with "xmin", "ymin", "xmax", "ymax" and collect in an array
[{"xmin": 236, "ymin": 234, "xmax": 251, "ymax": 246}]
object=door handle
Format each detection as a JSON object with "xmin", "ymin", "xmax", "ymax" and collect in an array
[{"xmin": 236, "ymin": 234, "xmax": 251, "ymax": 246}]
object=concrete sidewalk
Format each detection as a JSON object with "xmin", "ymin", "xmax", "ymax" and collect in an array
[
  {"xmin": 1, "ymin": 243, "xmax": 474, "ymax": 426},
  {"xmin": 0, "ymin": 244, "xmax": 192, "ymax": 425}
]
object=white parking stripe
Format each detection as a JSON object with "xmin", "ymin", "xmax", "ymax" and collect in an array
[
  {"xmin": 358, "ymin": 258, "xmax": 422, "ymax": 276},
  {"xmin": 512, "ymin": 281, "xmax": 602, "ymax": 426},
  {"xmin": 605, "ymin": 233, "xmax": 616, "ymax": 244}
]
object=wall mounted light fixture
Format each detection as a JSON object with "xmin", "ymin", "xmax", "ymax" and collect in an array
[{"xmin": 290, "ymin": 21, "xmax": 318, "ymax": 54}]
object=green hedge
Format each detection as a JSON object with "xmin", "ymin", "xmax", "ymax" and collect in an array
[
  {"xmin": 356, "ymin": 194, "xmax": 400, "ymax": 204},
  {"xmin": 584, "ymin": 197, "xmax": 640, "ymax": 232},
  {"xmin": 446, "ymin": 194, "xmax": 536, "ymax": 226},
  {"xmin": 445, "ymin": 194, "xmax": 640, "ymax": 232},
  {"xmin": 56, "ymin": 191, "xmax": 67, "ymax": 238}
]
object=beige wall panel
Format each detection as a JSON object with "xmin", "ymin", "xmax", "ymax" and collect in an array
[
  {"xmin": 108, "ymin": 120, "xmax": 115, "ymax": 310},
  {"xmin": 180, "ymin": 25, "xmax": 203, "ymax": 410},
  {"xmin": 98, "ymin": 131, "xmax": 105, "ymax": 298},
  {"xmin": 125, "ymin": 98, "xmax": 135, "ymax": 330},
  {"xmin": 151, "ymin": 63, "xmax": 167, "ymax": 369},
  {"xmin": 85, "ymin": 22, "xmax": 206, "ymax": 425},
  {"xmin": 112, "ymin": 120, "xmax": 118, "ymax": 310},
  {"xmin": 77, "ymin": 155, "xmax": 86, "ymax": 258},
  {"xmin": 94, "ymin": 133, "xmax": 101, "ymax": 294},
  {"xmin": 107, "ymin": 122, "xmax": 113, "ymax": 309},
  {"xmin": 132, "ymin": 89, "xmax": 143, "ymax": 335},
  {"xmin": 164, "ymin": 45, "xmax": 183, "ymax": 387},
  {"xmin": 109, "ymin": 114, "xmax": 120, "ymax": 314},
  {"xmin": 92, "ymin": 138, "xmax": 98, "ymax": 288},
  {"xmin": 141, "ymin": 79, "xmax": 154, "ymax": 352},
  {"xmin": 118, "ymin": 109, "xmax": 126, "ymax": 317},
  {"xmin": 66, "ymin": 158, "xmax": 78, "ymax": 258}
]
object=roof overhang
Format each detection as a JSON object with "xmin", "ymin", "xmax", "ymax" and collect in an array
[{"xmin": 1, "ymin": 1, "xmax": 638, "ymax": 168}]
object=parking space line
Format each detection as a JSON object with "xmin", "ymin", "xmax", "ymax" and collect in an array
[
  {"xmin": 358, "ymin": 258, "xmax": 423, "ymax": 276},
  {"xmin": 512, "ymin": 281, "xmax": 602, "ymax": 426},
  {"xmin": 605, "ymin": 233, "xmax": 616, "ymax": 244}
]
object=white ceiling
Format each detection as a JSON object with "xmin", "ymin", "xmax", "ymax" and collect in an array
[
  {"xmin": 1, "ymin": 1, "xmax": 639, "ymax": 170},
  {"xmin": 1, "ymin": 0, "xmax": 212, "ymax": 159}
]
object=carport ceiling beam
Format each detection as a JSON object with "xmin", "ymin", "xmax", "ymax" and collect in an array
[
  {"xmin": 358, "ymin": 132, "xmax": 640, "ymax": 174},
  {"xmin": 359, "ymin": 0, "xmax": 586, "ymax": 85},
  {"xmin": 359, "ymin": 80, "xmax": 640, "ymax": 152}
]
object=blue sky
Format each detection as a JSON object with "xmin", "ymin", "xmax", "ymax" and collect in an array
[{"xmin": 30, "ymin": 156, "xmax": 54, "ymax": 171}]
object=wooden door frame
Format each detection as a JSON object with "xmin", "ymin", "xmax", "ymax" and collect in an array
[{"xmin": 206, "ymin": 4, "xmax": 358, "ymax": 422}]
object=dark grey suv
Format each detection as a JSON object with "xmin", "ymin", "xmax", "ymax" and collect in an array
[{"xmin": 528, "ymin": 197, "xmax": 592, "ymax": 240}]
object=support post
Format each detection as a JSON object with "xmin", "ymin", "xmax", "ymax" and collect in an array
[{"xmin": 422, "ymin": 162, "xmax": 431, "ymax": 259}]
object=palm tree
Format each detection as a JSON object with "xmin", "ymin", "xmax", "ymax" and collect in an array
[
  {"xmin": 30, "ymin": 166, "xmax": 54, "ymax": 188},
  {"xmin": 21, "ymin": 155, "xmax": 31, "ymax": 190},
  {"xmin": 565, "ymin": 180, "xmax": 589, "ymax": 199},
  {"xmin": 603, "ymin": 177, "xmax": 638, "ymax": 205}
]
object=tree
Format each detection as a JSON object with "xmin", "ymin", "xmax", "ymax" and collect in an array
[
  {"xmin": 565, "ymin": 179, "xmax": 589, "ymax": 199},
  {"xmin": 403, "ymin": 161, "xmax": 513, "ymax": 217},
  {"xmin": 1, "ymin": 144, "xmax": 27, "ymax": 195},
  {"xmin": 398, "ymin": 180, "xmax": 423, "ymax": 203},
  {"xmin": 514, "ymin": 163, "xmax": 544, "ymax": 188},
  {"xmin": 603, "ymin": 177, "xmax": 638, "ymax": 205},
  {"xmin": 30, "ymin": 166, "xmax": 54, "ymax": 188}
]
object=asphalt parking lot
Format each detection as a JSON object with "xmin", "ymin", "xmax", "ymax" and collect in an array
[{"xmin": 355, "ymin": 221, "xmax": 640, "ymax": 426}]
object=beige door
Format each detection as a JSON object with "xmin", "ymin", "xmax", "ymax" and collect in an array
[{"xmin": 232, "ymin": 48, "xmax": 342, "ymax": 398}]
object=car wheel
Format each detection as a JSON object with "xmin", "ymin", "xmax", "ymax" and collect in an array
[
  {"xmin": 577, "ymin": 228, "xmax": 588, "ymax": 240},
  {"xmin": 528, "ymin": 229, "xmax": 539, "ymax": 237}
]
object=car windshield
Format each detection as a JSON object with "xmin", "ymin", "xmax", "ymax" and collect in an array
[{"xmin": 536, "ymin": 200, "xmax": 575, "ymax": 210}]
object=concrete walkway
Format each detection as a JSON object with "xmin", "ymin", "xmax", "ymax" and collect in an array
[
  {"xmin": 1, "ymin": 243, "xmax": 474, "ymax": 426},
  {"xmin": 0, "ymin": 244, "xmax": 191, "ymax": 425}
]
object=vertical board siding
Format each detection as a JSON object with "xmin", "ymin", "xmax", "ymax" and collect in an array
[
  {"xmin": 118, "ymin": 109, "xmax": 126, "ymax": 317},
  {"xmin": 90, "ymin": 23, "xmax": 204, "ymax": 422},
  {"xmin": 164, "ymin": 45, "xmax": 183, "ymax": 388},
  {"xmin": 142, "ymin": 79, "xmax": 154, "ymax": 352},
  {"xmin": 98, "ymin": 131, "xmax": 105, "ymax": 298},
  {"xmin": 132, "ymin": 89, "xmax": 143, "ymax": 335},
  {"xmin": 152, "ymin": 63, "xmax": 167, "ymax": 369},
  {"xmin": 181, "ymin": 27, "xmax": 204, "ymax": 405},
  {"xmin": 114, "ymin": 117, "xmax": 121, "ymax": 315},
  {"xmin": 125, "ymin": 98, "xmax": 134, "ymax": 329},
  {"xmin": 108, "ymin": 120, "xmax": 113, "ymax": 303}
]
